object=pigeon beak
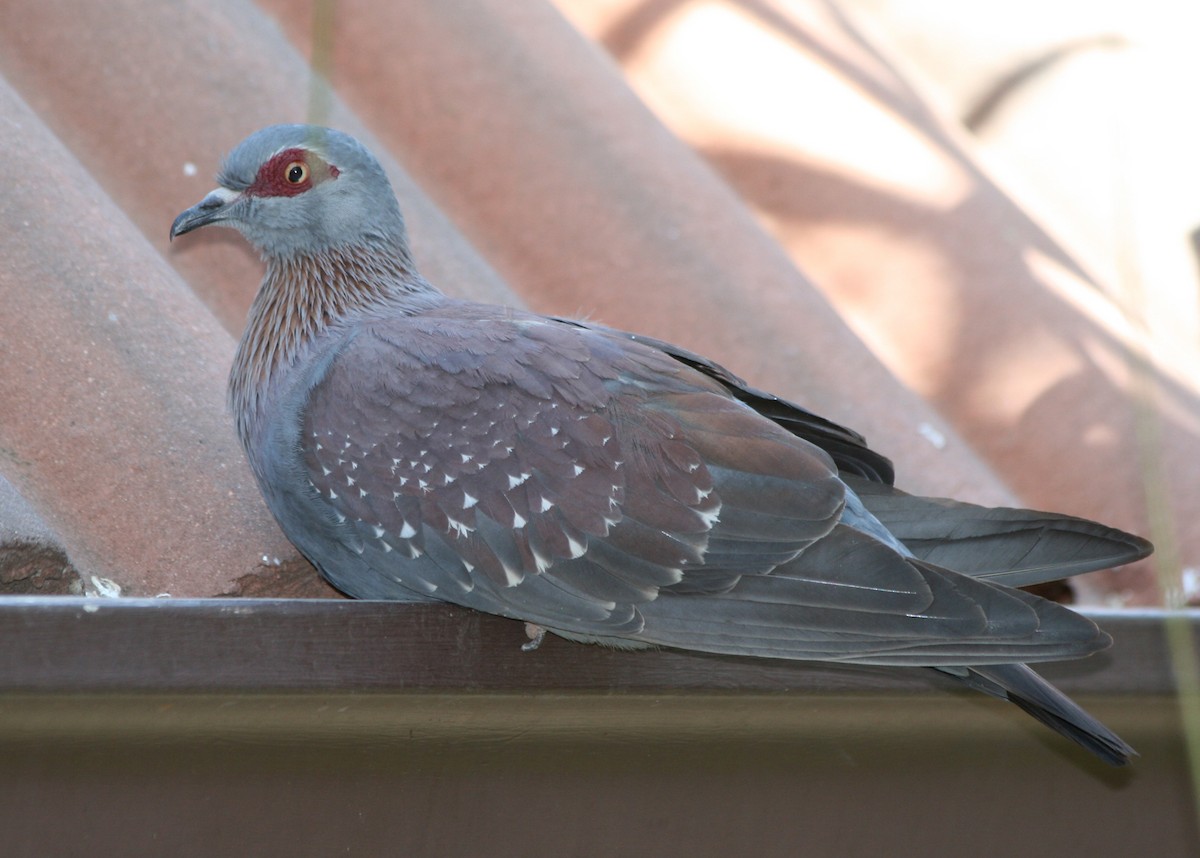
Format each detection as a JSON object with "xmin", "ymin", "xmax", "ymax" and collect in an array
[{"xmin": 170, "ymin": 187, "xmax": 242, "ymax": 240}]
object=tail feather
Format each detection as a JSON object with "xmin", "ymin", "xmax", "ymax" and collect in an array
[
  {"xmin": 846, "ymin": 477, "xmax": 1153, "ymax": 586},
  {"xmin": 632, "ymin": 549, "xmax": 1134, "ymax": 765},
  {"xmin": 953, "ymin": 662, "xmax": 1135, "ymax": 766}
]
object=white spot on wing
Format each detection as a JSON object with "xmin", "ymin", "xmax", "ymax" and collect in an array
[
  {"xmin": 446, "ymin": 517, "xmax": 474, "ymax": 538},
  {"xmin": 566, "ymin": 535, "xmax": 586, "ymax": 558},
  {"xmin": 512, "ymin": 511, "xmax": 527, "ymax": 528},
  {"xmin": 696, "ymin": 502, "xmax": 722, "ymax": 529},
  {"xmin": 398, "ymin": 521, "xmax": 417, "ymax": 539},
  {"xmin": 463, "ymin": 493, "xmax": 478, "ymax": 509}
]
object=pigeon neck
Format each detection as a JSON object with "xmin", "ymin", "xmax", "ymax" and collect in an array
[{"xmin": 229, "ymin": 241, "xmax": 436, "ymax": 449}]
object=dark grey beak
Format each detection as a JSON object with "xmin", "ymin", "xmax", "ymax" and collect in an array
[{"xmin": 169, "ymin": 188, "xmax": 241, "ymax": 240}]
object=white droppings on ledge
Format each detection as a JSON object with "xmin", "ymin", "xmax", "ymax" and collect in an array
[
  {"xmin": 89, "ymin": 575, "xmax": 122, "ymax": 598},
  {"xmin": 1181, "ymin": 567, "xmax": 1200, "ymax": 603},
  {"xmin": 917, "ymin": 422, "xmax": 947, "ymax": 450}
]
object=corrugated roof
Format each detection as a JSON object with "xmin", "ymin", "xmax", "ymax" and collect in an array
[{"xmin": 0, "ymin": 0, "xmax": 1194, "ymax": 603}]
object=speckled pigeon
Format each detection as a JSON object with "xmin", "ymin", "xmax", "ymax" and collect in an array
[{"xmin": 172, "ymin": 125, "xmax": 1152, "ymax": 765}]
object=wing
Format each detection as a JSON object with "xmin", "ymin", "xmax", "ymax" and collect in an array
[
  {"xmin": 300, "ymin": 303, "xmax": 843, "ymax": 637},
  {"xmin": 298, "ymin": 303, "xmax": 1108, "ymax": 664},
  {"xmin": 554, "ymin": 319, "xmax": 895, "ymax": 484}
]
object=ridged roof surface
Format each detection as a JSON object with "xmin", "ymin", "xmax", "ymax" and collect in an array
[{"xmin": 0, "ymin": 0, "xmax": 1194, "ymax": 604}]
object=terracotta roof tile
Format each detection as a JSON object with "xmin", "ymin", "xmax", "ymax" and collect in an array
[
  {"xmin": 0, "ymin": 76, "xmax": 299, "ymax": 596},
  {"xmin": 553, "ymin": 0, "xmax": 1198, "ymax": 605}
]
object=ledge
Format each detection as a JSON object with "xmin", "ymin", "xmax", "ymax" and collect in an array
[
  {"xmin": 0, "ymin": 596, "xmax": 1190, "ymax": 694},
  {"xmin": 1, "ymin": 597, "xmax": 1196, "ymax": 856}
]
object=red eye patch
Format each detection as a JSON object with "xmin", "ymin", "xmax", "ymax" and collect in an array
[{"xmin": 247, "ymin": 148, "xmax": 339, "ymax": 197}]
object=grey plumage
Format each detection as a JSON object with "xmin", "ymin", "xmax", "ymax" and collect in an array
[{"xmin": 172, "ymin": 125, "xmax": 1152, "ymax": 766}]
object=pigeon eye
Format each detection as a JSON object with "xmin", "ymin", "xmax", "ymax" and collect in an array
[{"xmin": 285, "ymin": 161, "xmax": 309, "ymax": 184}]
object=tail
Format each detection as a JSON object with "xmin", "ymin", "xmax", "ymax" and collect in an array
[
  {"xmin": 952, "ymin": 662, "xmax": 1135, "ymax": 766},
  {"xmin": 846, "ymin": 477, "xmax": 1153, "ymax": 587},
  {"xmin": 633, "ymin": 547, "xmax": 1134, "ymax": 765}
]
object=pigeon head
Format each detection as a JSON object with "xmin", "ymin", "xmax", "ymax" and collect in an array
[
  {"xmin": 170, "ymin": 124, "xmax": 408, "ymax": 258},
  {"xmin": 173, "ymin": 126, "xmax": 434, "ymax": 448}
]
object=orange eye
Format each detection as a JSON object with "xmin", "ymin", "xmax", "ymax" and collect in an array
[{"xmin": 285, "ymin": 161, "xmax": 309, "ymax": 184}]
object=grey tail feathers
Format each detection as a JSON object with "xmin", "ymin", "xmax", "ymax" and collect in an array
[
  {"xmin": 954, "ymin": 662, "xmax": 1135, "ymax": 766},
  {"xmin": 845, "ymin": 477, "xmax": 1153, "ymax": 587}
]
